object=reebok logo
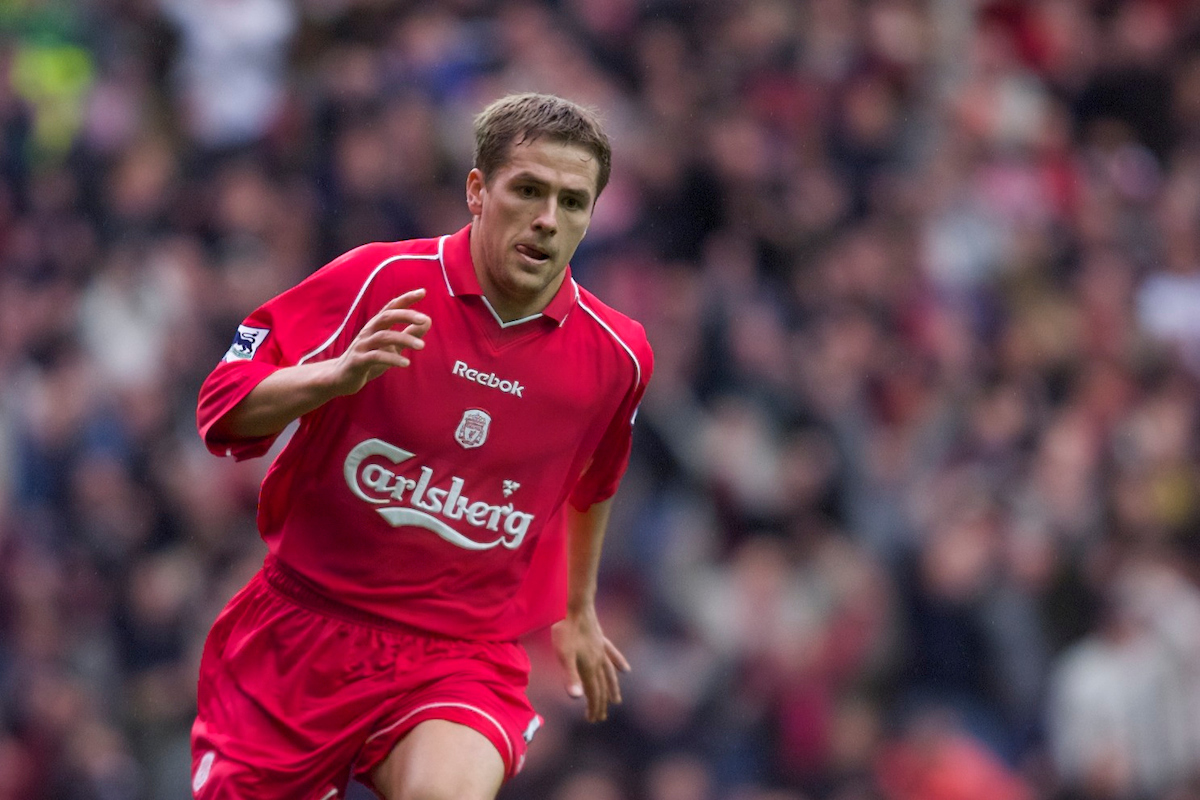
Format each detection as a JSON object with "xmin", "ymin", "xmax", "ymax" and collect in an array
[{"xmin": 452, "ymin": 360, "xmax": 524, "ymax": 397}]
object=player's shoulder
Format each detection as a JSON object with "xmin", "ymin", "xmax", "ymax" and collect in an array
[
  {"xmin": 572, "ymin": 281, "xmax": 654, "ymax": 384},
  {"xmin": 314, "ymin": 236, "xmax": 445, "ymax": 279},
  {"xmin": 296, "ymin": 236, "xmax": 452, "ymax": 304}
]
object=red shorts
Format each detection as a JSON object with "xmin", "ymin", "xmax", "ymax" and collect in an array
[{"xmin": 190, "ymin": 557, "xmax": 541, "ymax": 799}]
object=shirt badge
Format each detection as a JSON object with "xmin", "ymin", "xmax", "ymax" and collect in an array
[
  {"xmin": 455, "ymin": 409, "xmax": 491, "ymax": 449},
  {"xmin": 222, "ymin": 325, "xmax": 269, "ymax": 362}
]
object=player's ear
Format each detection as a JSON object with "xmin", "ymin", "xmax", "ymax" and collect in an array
[{"xmin": 466, "ymin": 168, "xmax": 485, "ymax": 216}]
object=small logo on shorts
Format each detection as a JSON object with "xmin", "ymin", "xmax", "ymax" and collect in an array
[
  {"xmin": 523, "ymin": 714, "xmax": 543, "ymax": 744},
  {"xmin": 193, "ymin": 751, "xmax": 216, "ymax": 792},
  {"xmin": 455, "ymin": 409, "xmax": 491, "ymax": 449}
]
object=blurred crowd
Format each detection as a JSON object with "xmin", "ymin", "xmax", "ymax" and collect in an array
[{"xmin": 3, "ymin": 0, "xmax": 1200, "ymax": 798}]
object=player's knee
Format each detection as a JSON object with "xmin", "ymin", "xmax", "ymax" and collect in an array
[
  {"xmin": 401, "ymin": 789, "xmax": 457, "ymax": 800},
  {"xmin": 390, "ymin": 780, "xmax": 494, "ymax": 800},
  {"xmin": 376, "ymin": 761, "xmax": 499, "ymax": 800}
]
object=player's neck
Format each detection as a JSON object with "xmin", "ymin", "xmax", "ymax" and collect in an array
[
  {"xmin": 479, "ymin": 277, "xmax": 563, "ymax": 323},
  {"xmin": 469, "ymin": 235, "xmax": 564, "ymax": 323}
]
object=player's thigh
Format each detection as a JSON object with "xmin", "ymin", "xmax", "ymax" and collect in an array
[{"xmin": 372, "ymin": 719, "xmax": 505, "ymax": 800}]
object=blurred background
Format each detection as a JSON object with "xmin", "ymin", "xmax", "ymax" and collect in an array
[{"xmin": 3, "ymin": 0, "xmax": 1200, "ymax": 798}]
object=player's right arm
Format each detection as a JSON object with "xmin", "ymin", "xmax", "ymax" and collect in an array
[
  {"xmin": 211, "ymin": 290, "xmax": 431, "ymax": 439},
  {"xmin": 197, "ymin": 243, "xmax": 433, "ymax": 459}
]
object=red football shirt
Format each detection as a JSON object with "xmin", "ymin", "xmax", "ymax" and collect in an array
[{"xmin": 197, "ymin": 225, "xmax": 653, "ymax": 640}]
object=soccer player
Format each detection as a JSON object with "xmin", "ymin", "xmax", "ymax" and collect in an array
[{"xmin": 190, "ymin": 93, "xmax": 653, "ymax": 800}]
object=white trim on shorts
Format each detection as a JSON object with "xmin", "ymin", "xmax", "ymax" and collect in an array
[{"xmin": 363, "ymin": 701, "xmax": 514, "ymax": 767}]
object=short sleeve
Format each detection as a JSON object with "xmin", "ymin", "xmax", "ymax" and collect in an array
[
  {"xmin": 196, "ymin": 243, "xmax": 391, "ymax": 460},
  {"xmin": 568, "ymin": 339, "xmax": 654, "ymax": 510}
]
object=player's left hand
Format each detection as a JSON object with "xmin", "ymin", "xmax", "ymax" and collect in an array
[{"xmin": 551, "ymin": 608, "xmax": 630, "ymax": 722}]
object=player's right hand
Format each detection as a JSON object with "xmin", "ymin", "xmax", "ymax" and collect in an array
[{"xmin": 329, "ymin": 289, "xmax": 431, "ymax": 395}]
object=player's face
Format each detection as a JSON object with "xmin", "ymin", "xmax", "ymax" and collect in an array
[{"xmin": 467, "ymin": 138, "xmax": 598, "ymax": 320}]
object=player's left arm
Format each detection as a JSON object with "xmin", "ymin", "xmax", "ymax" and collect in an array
[
  {"xmin": 552, "ymin": 496, "xmax": 630, "ymax": 723},
  {"xmin": 554, "ymin": 309, "xmax": 653, "ymax": 722}
]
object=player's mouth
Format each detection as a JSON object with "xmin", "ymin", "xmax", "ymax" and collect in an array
[{"xmin": 515, "ymin": 243, "xmax": 552, "ymax": 266}]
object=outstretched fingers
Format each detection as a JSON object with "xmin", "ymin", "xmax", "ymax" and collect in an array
[
  {"xmin": 359, "ymin": 328, "xmax": 428, "ymax": 355},
  {"xmin": 362, "ymin": 349, "xmax": 415, "ymax": 373},
  {"xmin": 552, "ymin": 619, "xmax": 627, "ymax": 723},
  {"xmin": 579, "ymin": 643, "xmax": 631, "ymax": 721},
  {"xmin": 605, "ymin": 638, "xmax": 631, "ymax": 672},
  {"xmin": 333, "ymin": 290, "xmax": 433, "ymax": 393},
  {"xmin": 362, "ymin": 314, "xmax": 431, "ymax": 343},
  {"xmin": 361, "ymin": 289, "xmax": 430, "ymax": 334},
  {"xmin": 563, "ymin": 654, "xmax": 585, "ymax": 702},
  {"xmin": 602, "ymin": 639, "xmax": 626, "ymax": 708},
  {"xmin": 581, "ymin": 658, "xmax": 606, "ymax": 722},
  {"xmin": 385, "ymin": 287, "xmax": 427, "ymax": 311},
  {"xmin": 359, "ymin": 291, "xmax": 432, "ymax": 357}
]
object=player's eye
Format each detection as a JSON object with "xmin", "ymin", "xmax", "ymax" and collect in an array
[{"xmin": 517, "ymin": 185, "xmax": 538, "ymax": 198}]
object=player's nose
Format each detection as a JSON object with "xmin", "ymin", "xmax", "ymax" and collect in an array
[{"xmin": 531, "ymin": 198, "xmax": 558, "ymax": 234}]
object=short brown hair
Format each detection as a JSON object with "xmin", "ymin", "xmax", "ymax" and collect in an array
[{"xmin": 473, "ymin": 93, "xmax": 612, "ymax": 198}]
